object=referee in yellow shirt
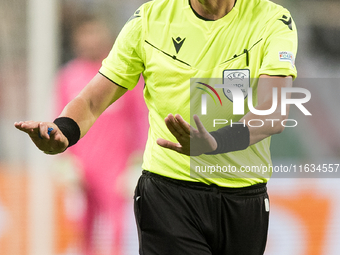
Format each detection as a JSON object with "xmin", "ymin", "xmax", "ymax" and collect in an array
[{"xmin": 16, "ymin": 0, "xmax": 298, "ymax": 254}]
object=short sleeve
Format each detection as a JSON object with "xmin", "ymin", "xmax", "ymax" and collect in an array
[
  {"xmin": 259, "ymin": 10, "xmax": 298, "ymax": 79},
  {"xmin": 99, "ymin": 7, "xmax": 145, "ymax": 90}
]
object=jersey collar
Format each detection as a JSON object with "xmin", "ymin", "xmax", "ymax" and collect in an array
[{"xmin": 185, "ymin": 0, "xmax": 240, "ymax": 28}]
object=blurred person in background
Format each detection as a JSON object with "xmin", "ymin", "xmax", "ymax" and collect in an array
[{"xmin": 55, "ymin": 16, "xmax": 148, "ymax": 255}]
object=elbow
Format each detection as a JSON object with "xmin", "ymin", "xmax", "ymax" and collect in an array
[
  {"xmin": 275, "ymin": 124, "xmax": 285, "ymax": 134},
  {"xmin": 273, "ymin": 114, "xmax": 289, "ymax": 134}
]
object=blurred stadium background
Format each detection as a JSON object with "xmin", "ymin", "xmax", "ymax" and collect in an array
[{"xmin": 0, "ymin": 0, "xmax": 340, "ymax": 254}]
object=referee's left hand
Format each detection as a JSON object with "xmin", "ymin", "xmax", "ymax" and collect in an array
[{"xmin": 157, "ymin": 114, "xmax": 217, "ymax": 156}]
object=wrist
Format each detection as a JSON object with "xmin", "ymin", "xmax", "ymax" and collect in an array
[
  {"xmin": 53, "ymin": 117, "xmax": 81, "ymax": 148},
  {"xmin": 205, "ymin": 123, "xmax": 250, "ymax": 155}
]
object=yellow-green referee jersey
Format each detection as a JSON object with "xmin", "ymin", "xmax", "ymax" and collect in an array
[{"xmin": 99, "ymin": 0, "xmax": 298, "ymax": 187}]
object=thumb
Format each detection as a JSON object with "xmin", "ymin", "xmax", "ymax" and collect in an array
[{"xmin": 193, "ymin": 115, "xmax": 207, "ymax": 133}]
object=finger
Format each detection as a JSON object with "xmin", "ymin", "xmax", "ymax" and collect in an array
[
  {"xmin": 165, "ymin": 115, "xmax": 183, "ymax": 139},
  {"xmin": 48, "ymin": 126, "xmax": 58, "ymax": 139},
  {"xmin": 167, "ymin": 114, "xmax": 188, "ymax": 137},
  {"xmin": 193, "ymin": 115, "xmax": 207, "ymax": 133},
  {"xmin": 20, "ymin": 121, "xmax": 41, "ymax": 129},
  {"xmin": 14, "ymin": 121, "xmax": 38, "ymax": 134},
  {"xmin": 38, "ymin": 122, "xmax": 51, "ymax": 140},
  {"xmin": 174, "ymin": 114, "xmax": 190, "ymax": 134},
  {"xmin": 17, "ymin": 121, "xmax": 46, "ymax": 139},
  {"xmin": 14, "ymin": 122, "xmax": 29, "ymax": 133},
  {"xmin": 15, "ymin": 126, "xmax": 37, "ymax": 136},
  {"xmin": 14, "ymin": 121, "xmax": 24, "ymax": 128},
  {"xmin": 48, "ymin": 127, "xmax": 64, "ymax": 145},
  {"xmin": 48, "ymin": 125, "xmax": 69, "ymax": 149},
  {"xmin": 156, "ymin": 138, "xmax": 182, "ymax": 153}
]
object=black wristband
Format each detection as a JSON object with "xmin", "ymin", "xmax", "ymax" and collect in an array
[
  {"xmin": 53, "ymin": 117, "xmax": 81, "ymax": 148},
  {"xmin": 205, "ymin": 123, "xmax": 250, "ymax": 155}
]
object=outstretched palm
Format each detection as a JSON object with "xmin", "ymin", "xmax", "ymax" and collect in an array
[
  {"xmin": 14, "ymin": 121, "xmax": 69, "ymax": 154},
  {"xmin": 157, "ymin": 114, "xmax": 217, "ymax": 156}
]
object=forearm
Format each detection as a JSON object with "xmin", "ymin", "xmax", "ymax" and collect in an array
[
  {"xmin": 58, "ymin": 96, "xmax": 97, "ymax": 139},
  {"xmin": 240, "ymin": 75, "xmax": 292, "ymax": 145},
  {"xmin": 206, "ymin": 75, "xmax": 292, "ymax": 155},
  {"xmin": 240, "ymin": 103, "xmax": 288, "ymax": 146}
]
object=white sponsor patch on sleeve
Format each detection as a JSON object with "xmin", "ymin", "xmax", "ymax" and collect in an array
[{"xmin": 279, "ymin": 51, "xmax": 295, "ymax": 68}]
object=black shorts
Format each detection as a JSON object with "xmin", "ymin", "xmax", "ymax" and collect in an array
[{"xmin": 134, "ymin": 170, "xmax": 270, "ymax": 255}]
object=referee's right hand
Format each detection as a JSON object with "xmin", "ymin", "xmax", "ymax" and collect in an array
[{"xmin": 14, "ymin": 121, "xmax": 69, "ymax": 154}]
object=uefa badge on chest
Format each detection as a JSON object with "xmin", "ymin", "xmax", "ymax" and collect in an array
[{"xmin": 222, "ymin": 69, "xmax": 250, "ymax": 102}]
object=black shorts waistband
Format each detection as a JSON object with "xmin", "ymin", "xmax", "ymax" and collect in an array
[{"xmin": 142, "ymin": 170, "xmax": 267, "ymax": 194}]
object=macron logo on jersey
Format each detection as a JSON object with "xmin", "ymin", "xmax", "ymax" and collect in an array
[
  {"xmin": 127, "ymin": 9, "xmax": 141, "ymax": 23},
  {"xmin": 172, "ymin": 37, "xmax": 186, "ymax": 54},
  {"xmin": 278, "ymin": 15, "xmax": 293, "ymax": 30}
]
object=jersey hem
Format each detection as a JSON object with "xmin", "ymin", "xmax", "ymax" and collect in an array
[{"xmin": 259, "ymin": 68, "xmax": 297, "ymax": 80}]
